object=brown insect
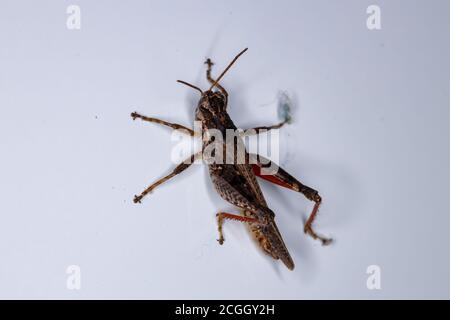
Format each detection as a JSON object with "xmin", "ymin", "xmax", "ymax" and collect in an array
[{"xmin": 131, "ymin": 48, "xmax": 332, "ymax": 270}]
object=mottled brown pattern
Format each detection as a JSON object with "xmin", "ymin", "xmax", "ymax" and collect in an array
[
  {"xmin": 131, "ymin": 48, "xmax": 331, "ymax": 271},
  {"xmin": 195, "ymin": 61, "xmax": 295, "ymax": 269}
]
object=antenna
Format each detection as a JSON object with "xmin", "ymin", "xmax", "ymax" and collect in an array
[
  {"xmin": 176, "ymin": 80, "xmax": 203, "ymax": 94},
  {"xmin": 209, "ymin": 48, "xmax": 248, "ymax": 91}
]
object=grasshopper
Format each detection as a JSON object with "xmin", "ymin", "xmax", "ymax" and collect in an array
[{"xmin": 131, "ymin": 48, "xmax": 332, "ymax": 270}]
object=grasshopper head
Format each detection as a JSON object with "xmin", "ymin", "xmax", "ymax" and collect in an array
[
  {"xmin": 177, "ymin": 47, "xmax": 248, "ymax": 124},
  {"xmin": 195, "ymin": 90, "xmax": 227, "ymax": 123}
]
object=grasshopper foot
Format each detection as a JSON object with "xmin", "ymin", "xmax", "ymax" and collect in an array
[
  {"xmin": 205, "ymin": 58, "xmax": 214, "ymax": 68},
  {"xmin": 131, "ymin": 112, "xmax": 139, "ymax": 120},
  {"xmin": 133, "ymin": 195, "xmax": 143, "ymax": 203},
  {"xmin": 304, "ymin": 225, "xmax": 333, "ymax": 246}
]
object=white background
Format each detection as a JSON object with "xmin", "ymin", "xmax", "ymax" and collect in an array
[{"xmin": 1, "ymin": 0, "xmax": 449, "ymax": 299}]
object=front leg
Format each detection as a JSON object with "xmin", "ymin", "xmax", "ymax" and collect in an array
[
  {"xmin": 131, "ymin": 112, "xmax": 194, "ymax": 136},
  {"xmin": 250, "ymin": 154, "xmax": 332, "ymax": 245},
  {"xmin": 205, "ymin": 58, "xmax": 228, "ymax": 98}
]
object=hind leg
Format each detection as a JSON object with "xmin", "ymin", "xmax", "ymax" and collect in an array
[
  {"xmin": 216, "ymin": 212, "xmax": 261, "ymax": 245},
  {"xmin": 249, "ymin": 154, "xmax": 332, "ymax": 245}
]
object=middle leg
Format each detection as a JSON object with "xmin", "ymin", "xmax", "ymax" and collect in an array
[
  {"xmin": 133, "ymin": 152, "xmax": 201, "ymax": 203},
  {"xmin": 242, "ymin": 121, "xmax": 289, "ymax": 136}
]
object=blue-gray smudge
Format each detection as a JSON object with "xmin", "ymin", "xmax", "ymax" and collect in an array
[{"xmin": 277, "ymin": 91, "xmax": 293, "ymax": 124}]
